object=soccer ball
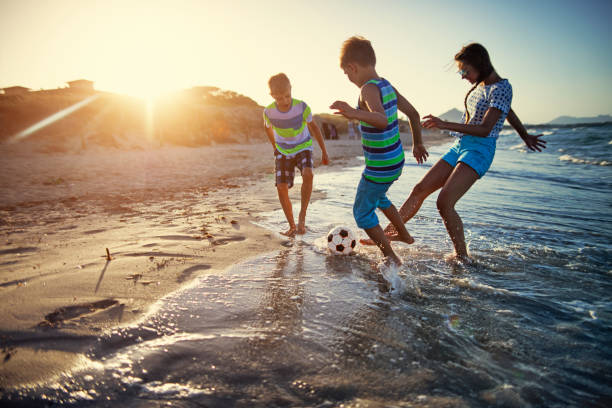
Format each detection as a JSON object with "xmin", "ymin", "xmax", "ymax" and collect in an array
[{"xmin": 327, "ymin": 226, "xmax": 357, "ymax": 255}]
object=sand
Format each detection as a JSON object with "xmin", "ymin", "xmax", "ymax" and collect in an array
[{"xmin": 0, "ymin": 130, "xmax": 450, "ymax": 389}]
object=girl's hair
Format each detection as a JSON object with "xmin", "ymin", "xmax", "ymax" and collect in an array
[{"xmin": 455, "ymin": 43, "xmax": 494, "ymax": 123}]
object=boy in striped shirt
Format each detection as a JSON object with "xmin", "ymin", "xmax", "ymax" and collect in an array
[
  {"xmin": 331, "ymin": 36, "xmax": 428, "ymax": 265},
  {"xmin": 264, "ymin": 73, "xmax": 330, "ymax": 237}
]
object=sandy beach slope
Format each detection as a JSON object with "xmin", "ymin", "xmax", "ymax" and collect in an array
[{"xmin": 0, "ymin": 130, "xmax": 449, "ymax": 389}]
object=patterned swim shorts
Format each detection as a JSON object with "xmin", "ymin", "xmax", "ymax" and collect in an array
[{"xmin": 275, "ymin": 149, "xmax": 313, "ymax": 188}]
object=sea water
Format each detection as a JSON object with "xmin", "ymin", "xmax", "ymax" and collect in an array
[{"xmin": 5, "ymin": 124, "xmax": 611, "ymax": 407}]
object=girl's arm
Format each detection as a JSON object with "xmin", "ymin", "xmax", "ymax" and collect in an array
[
  {"xmin": 422, "ymin": 107, "xmax": 503, "ymax": 137},
  {"xmin": 307, "ymin": 121, "xmax": 330, "ymax": 165},
  {"xmin": 506, "ymin": 109, "xmax": 547, "ymax": 152},
  {"xmin": 394, "ymin": 87, "xmax": 428, "ymax": 164}
]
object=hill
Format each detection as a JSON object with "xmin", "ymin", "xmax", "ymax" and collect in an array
[
  {"xmin": 0, "ymin": 87, "xmax": 268, "ymax": 151},
  {"xmin": 547, "ymin": 114, "xmax": 612, "ymax": 125},
  {"xmin": 0, "ymin": 87, "xmax": 350, "ymax": 152},
  {"xmin": 438, "ymin": 108, "xmax": 463, "ymax": 123}
]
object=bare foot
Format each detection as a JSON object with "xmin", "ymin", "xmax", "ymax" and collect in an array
[
  {"xmin": 395, "ymin": 232, "xmax": 415, "ymax": 245},
  {"xmin": 445, "ymin": 252, "xmax": 475, "ymax": 265},
  {"xmin": 296, "ymin": 223, "xmax": 307, "ymax": 235},
  {"xmin": 386, "ymin": 254, "xmax": 403, "ymax": 267},
  {"xmin": 359, "ymin": 238, "xmax": 376, "ymax": 245},
  {"xmin": 281, "ymin": 227, "xmax": 297, "ymax": 237},
  {"xmin": 360, "ymin": 233, "xmax": 414, "ymax": 246}
]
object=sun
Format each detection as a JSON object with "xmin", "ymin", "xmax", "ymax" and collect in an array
[{"xmin": 118, "ymin": 79, "xmax": 177, "ymax": 103}]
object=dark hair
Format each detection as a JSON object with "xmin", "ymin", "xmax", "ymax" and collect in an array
[
  {"xmin": 340, "ymin": 36, "xmax": 376, "ymax": 67},
  {"xmin": 268, "ymin": 73, "xmax": 290, "ymax": 92},
  {"xmin": 455, "ymin": 43, "xmax": 495, "ymax": 123}
]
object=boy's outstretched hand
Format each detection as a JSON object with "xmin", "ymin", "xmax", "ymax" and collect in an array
[
  {"xmin": 330, "ymin": 101, "xmax": 357, "ymax": 119},
  {"xmin": 412, "ymin": 143, "xmax": 429, "ymax": 164}
]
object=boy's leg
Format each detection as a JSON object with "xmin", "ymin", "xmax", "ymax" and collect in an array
[
  {"xmin": 297, "ymin": 167, "xmax": 313, "ymax": 234},
  {"xmin": 436, "ymin": 163, "xmax": 478, "ymax": 259},
  {"xmin": 354, "ymin": 177, "xmax": 402, "ymax": 265},
  {"xmin": 364, "ymin": 225, "xmax": 402, "ymax": 266},
  {"xmin": 275, "ymin": 152, "xmax": 297, "ymax": 236},
  {"xmin": 277, "ymin": 183, "xmax": 296, "ymax": 236},
  {"xmin": 296, "ymin": 151, "xmax": 314, "ymax": 234}
]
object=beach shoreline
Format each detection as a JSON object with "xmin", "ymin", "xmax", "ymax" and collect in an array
[{"xmin": 0, "ymin": 131, "xmax": 451, "ymax": 389}]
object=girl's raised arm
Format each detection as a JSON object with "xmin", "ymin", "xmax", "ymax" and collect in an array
[{"xmin": 506, "ymin": 109, "xmax": 547, "ymax": 152}]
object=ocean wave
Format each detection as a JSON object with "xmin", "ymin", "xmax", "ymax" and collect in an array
[
  {"xmin": 451, "ymin": 277, "xmax": 512, "ymax": 295},
  {"xmin": 559, "ymin": 154, "xmax": 611, "ymax": 166},
  {"xmin": 509, "ymin": 143, "xmax": 527, "ymax": 151}
]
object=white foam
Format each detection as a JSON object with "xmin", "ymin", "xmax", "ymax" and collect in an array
[
  {"xmin": 68, "ymin": 390, "xmax": 95, "ymax": 401},
  {"xmin": 508, "ymin": 143, "xmax": 526, "ymax": 151},
  {"xmin": 139, "ymin": 381, "xmax": 213, "ymax": 398},
  {"xmin": 451, "ymin": 278, "xmax": 511, "ymax": 295},
  {"xmin": 559, "ymin": 154, "xmax": 610, "ymax": 166}
]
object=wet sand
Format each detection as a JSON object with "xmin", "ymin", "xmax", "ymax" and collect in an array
[{"xmin": 0, "ymin": 131, "xmax": 450, "ymax": 389}]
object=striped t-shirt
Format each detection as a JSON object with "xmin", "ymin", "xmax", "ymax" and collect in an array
[
  {"xmin": 358, "ymin": 78, "xmax": 405, "ymax": 183},
  {"xmin": 263, "ymin": 99, "xmax": 313, "ymax": 157}
]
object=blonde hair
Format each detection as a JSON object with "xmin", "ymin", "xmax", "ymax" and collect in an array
[
  {"xmin": 340, "ymin": 36, "xmax": 376, "ymax": 67},
  {"xmin": 268, "ymin": 73, "xmax": 291, "ymax": 92}
]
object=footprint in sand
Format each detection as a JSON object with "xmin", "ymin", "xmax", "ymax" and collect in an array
[
  {"xmin": 39, "ymin": 299, "xmax": 119, "ymax": 327},
  {"xmin": 123, "ymin": 251, "xmax": 196, "ymax": 258},
  {"xmin": 177, "ymin": 264, "xmax": 211, "ymax": 283},
  {"xmin": 211, "ymin": 236, "xmax": 246, "ymax": 246},
  {"xmin": 156, "ymin": 235, "xmax": 203, "ymax": 241},
  {"xmin": 0, "ymin": 246, "xmax": 38, "ymax": 255},
  {"xmin": 83, "ymin": 229, "xmax": 107, "ymax": 235}
]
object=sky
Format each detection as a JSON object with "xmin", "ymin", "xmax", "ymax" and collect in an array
[{"xmin": 1, "ymin": 0, "xmax": 611, "ymax": 124}]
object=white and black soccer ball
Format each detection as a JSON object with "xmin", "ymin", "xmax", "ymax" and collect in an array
[{"xmin": 327, "ymin": 226, "xmax": 357, "ymax": 255}]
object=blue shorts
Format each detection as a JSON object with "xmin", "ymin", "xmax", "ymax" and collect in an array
[
  {"xmin": 353, "ymin": 176, "xmax": 394, "ymax": 230},
  {"xmin": 441, "ymin": 135, "xmax": 497, "ymax": 178}
]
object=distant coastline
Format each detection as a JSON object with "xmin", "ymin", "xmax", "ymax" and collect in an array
[
  {"xmin": 509, "ymin": 121, "xmax": 612, "ymax": 129},
  {"xmin": 438, "ymin": 108, "xmax": 612, "ymax": 128}
]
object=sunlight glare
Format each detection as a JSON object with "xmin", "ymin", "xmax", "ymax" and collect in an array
[
  {"xmin": 145, "ymin": 98, "xmax": 155, "ymax": 142},
  {"xmin": 8, "ymin": 95, "xmax": 99, "ymax": 143}
]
